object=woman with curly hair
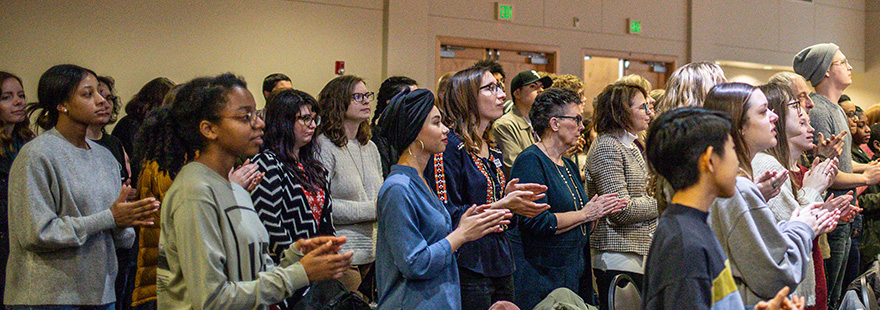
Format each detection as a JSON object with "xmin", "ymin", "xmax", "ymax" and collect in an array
[
  {"xmin": 315, "ymin": 75, "xmax": 382, "ymax": 300},
  {"xmin": 0, "ymin": 71, "xmax": 35, "ymax": 307},
  {"xmin": 113, "ymin": 77, "xmax": 174, "ymax": 163},
  {"xmin": 7, "ymin": 64, "xmax": 158, "ymax": 308}
]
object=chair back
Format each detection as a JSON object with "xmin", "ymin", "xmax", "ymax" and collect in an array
[{"xmin": 608, "ymin": 274, "xmax": 641, "ymax": 310}]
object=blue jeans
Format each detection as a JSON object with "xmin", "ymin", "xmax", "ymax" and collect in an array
[
  {"xmin": 458, "ymin": 267, "xmax": 514, "ymax": 310},
  {"xmin": 824, "ymin": 222, "xmax": 852, "ymax": 310},
  {"xmin": 8, "ymin": 304, "xmax": 114, "ymax": 310}
]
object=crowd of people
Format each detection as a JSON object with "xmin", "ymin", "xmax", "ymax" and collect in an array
[{"xmin": 0, "ymin": 41, "xmax": 876, "ymax": 310}]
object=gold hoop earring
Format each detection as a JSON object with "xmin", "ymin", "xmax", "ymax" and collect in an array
[{"xmin": 407, "ymin": 139, "xmax": 426, "ymax": 157}]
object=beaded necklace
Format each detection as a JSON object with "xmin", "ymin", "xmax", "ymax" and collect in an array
[{"xmin": 540, "ymin": 142, "xmax": 587, "ymax": 235}]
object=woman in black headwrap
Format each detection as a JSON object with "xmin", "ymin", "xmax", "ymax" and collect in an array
[{"xmin": 375, "ymin": 88, "xmax": 512, "ymax": 309}]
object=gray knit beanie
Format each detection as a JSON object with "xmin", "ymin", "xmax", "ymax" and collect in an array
[{"xmin": 793, "ymin": 43, "xmax": 839, "ymax": 87}]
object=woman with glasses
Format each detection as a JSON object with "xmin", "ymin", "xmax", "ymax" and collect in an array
[
  {"xmin": 249, "ymin": 89, "xmax": 334, "ymax": 307},
  {"xmin": 316, "ymin": 75, "xmax": 382, "ymax": 300},
  {"xmin": 426, "ymin": 66, "xmax": 550, "ymax": 310},
  {"xmin": 586, "ymin": 83, "xmax": 658, "ymax": 310},
  {"xmin": 508, "ymin": 88, "xmax": 627, "ymax": 309},
  {"xmin": 752, "ymin": 83, "xmax": 852, "ymax": 309}
]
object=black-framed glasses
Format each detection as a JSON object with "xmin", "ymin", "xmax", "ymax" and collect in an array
[
  {"xmin": 787, "ymin": 100, "xmax": 802, "ymax": 115},
  {"xmin": 224, "ymin": 110, "xmax": 262, "ymax": 127},
  {"xmin": 479, "ymin": 82, "xmax": 505, "ymax": 94},
  {"xmin": 352, "ymin": 92, "xmax": 374, "ymax": 103},
  {"xmin": 634, "ymin": 102, "xmax": 654, "ymax": 115},
  {"xmin": 554, "ymin": 115, "xmax": 583, "ymax": 123},
  {"xmin": 297, "ymin": 114, "xmax": 321, "ymax": 126}
]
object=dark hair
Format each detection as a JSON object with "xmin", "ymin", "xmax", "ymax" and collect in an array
[
  {"xmin": 856, "ymin": 105, "xmax": 865, "ymax": 116},
  {"xmin": 439, "ymin": 66, "xmax": 494, "ymax": 153},
  {"xmin": 262, "ymin": 73, "xmax": 291, "ymax": 97},
  {"xmin": 96, "ymin": 75, "xmax": 120, "ymax": 125},
  {"xmin": 703, "ymin": 82, "xmax": 759, "ymax": 177},
  {"xmin": 372, "ymin": 76, "xmax": 418, "ymax": 127},
  {"xmin": 646, "ymin": 107, "xmax": 732, "ymax": 191},
  {"xmin": 869, "ymin": 123, "xmax": 880, "ymax": 153},
  {"xmin": 27, "ymin": 64, "xmax": 98, "ymax": 130},
  {"xmin": 531, "ymin": 88, "xmax": 581, "ymax": 137},
  {"xmin": 473, "ymin": 60, "xmax": 506, "ymax": 80},
  {"xmin": 594, "ymin": 83, "xmax": 647, "ymax": 134},
  {"xmin": 317, "ymin": 75, "xmax": 370, "ymax": 147},
  {"xmin": 262, "ymin": 88, "xmax": 328, "ymax": 192},
  {"xmin": 839, "ymin": 94, "xmax": 852, "ymax": 103},
  {"xmin": 135, "ymin": 73, "xmax": 246, "ymax": 178},
  {"xmin": 0, "ymin": 72, "xmax": 35, "ymax": 155},
  {"xmin": 124, "ymin": 77, "xmax": 175, "ymax": 120}
]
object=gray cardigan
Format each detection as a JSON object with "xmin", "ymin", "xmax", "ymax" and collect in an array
[
  {"xmin": 709, "ymin": 176, "xmax": 814, "ymax": 306},
  {"xmin": 6, "ymin": 129, "xmax": 134, "ymax": 305}
]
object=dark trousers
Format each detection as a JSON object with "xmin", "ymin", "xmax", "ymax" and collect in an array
[
  {"xmin": 593, "ymin": 269, "xmax": 643, "ymax": 310},
  {"xmin": 825, "ymin": 222, "xmax": 852, "ymax": 310},
  {"xmin": 458, "ymin": 267, "xmax": 515, "ymax": 310}
]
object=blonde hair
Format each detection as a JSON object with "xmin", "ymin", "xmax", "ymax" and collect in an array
[
  {"xmin": 616, "ymin": 74, "xmax": 652, "ymax": 92},
  {"xmin": 867, "ymin": 104, "xmax": 880, "ymax": 127},
  {"xmin": 655, "ymin": 62, "xmax": 727, "ymax": 115},
  {"xmin": 549, "ymin": 74, "xmax": 584, "ymax": 92}
]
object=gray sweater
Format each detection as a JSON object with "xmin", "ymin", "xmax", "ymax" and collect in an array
[
  {"xmin": 317, "ymin": 135, "xmax": 381, "ymax": 265},
  {"xmin": 6, "ymin": 129, "xmax": 134, "ymax": 305},
  {"xmin": 157, "ymin": 162, "xmax": 309, "ymax": 309},
  {"xmin": 709, "ymin": 176, "xmax": 814, "ymax": 306}
]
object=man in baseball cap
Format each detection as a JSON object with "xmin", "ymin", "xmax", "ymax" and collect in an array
[{"xmin": 493, "ymin": 70, "xmax": 553, "ymax": 175}]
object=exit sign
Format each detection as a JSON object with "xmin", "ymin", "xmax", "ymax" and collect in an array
[
  {"xmin": 496, "ymin": 3, "xmax": 513, "ymax": 21},
  {"xmin": 628, "ymin": 19, "xmax": 642, "ymax": 34}
]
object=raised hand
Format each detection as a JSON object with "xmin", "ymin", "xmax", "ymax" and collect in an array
[
  {"xmin": 755, "ymin": 170, "xmax": 788, "ymax": 201},
  {"xmin": 802, "ymin": 158, "xmax": 837, "ymax": 193},
  {"xmin": 299, "ymin": 241, "xmax": 354, "ymax": 282},
  {"xmin": 110, "ymin": 184, "xmax": 160, "ymax": 227},
  {"xmin": 815, "ymin": 131, "xmax": 845, "ymax": 159},
  {"xmin": 582, "ymin": 193, "xmax": 627, "ymax": 223},
  {"xmin": 229, "ymin": 159, "xmax": 264, "ymax": 191}
]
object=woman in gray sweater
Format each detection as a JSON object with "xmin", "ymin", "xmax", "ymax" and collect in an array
[
  {"xmin": 6, "ymin": 64, "xmax": 158, "ymax": 308},
  {"xmin": 704, "ymin": 82, "xmax": 839, "ymax": 306}
]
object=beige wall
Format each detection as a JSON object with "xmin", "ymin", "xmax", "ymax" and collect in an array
[{"xmin": 3, "ymin": 0, "xmax": 877, "ymax": 127}]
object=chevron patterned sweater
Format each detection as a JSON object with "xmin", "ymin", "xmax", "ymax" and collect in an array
[{"xmin": 250, "ymin": 150, "xmax": 334, "ymax": 263}]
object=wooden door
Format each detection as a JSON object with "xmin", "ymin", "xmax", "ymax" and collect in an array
[{"xmin": 435, "ymin": 37, "xmax": 557, "ymax": 93}]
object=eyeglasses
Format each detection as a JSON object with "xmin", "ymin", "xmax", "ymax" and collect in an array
[
  {"xmin": 846, "ymin": 110, "xmax": 859, "ymax": 121},
  {"xmin": 554, "ymin": 115, "xmax": 583, "ymax": 123},
  {"xmin": 224, "ymin": 110, "xmax": 262, "ymax": 127},
  {"xmin": 297, "ymin": 114, "xmax": 321, "ymax": 126},
  {"xmin": 352, "ymin": 92, "xmax": 375, "ymax": 103},
  {"xmin": 634, "ymin": 102, "xmax": 654, "ymax": 115},
  {"xmin": 479, "ymin": 82, "xmax": 505, "ymax": 94},
  {"xmin": 787, "ymin": 100, "xmax": 803, "ymax": 115},
  {"xmin": 831, "ymin": 58, "xmax": 849, "ymax": 67}
]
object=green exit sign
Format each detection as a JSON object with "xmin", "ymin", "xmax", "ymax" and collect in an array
[
  {"xmin": 628, "ymin": 19, "xmax": 642, "ymax": 34},
  {"xmin": 496, "ymin": 3, "xmax": 513, "ymax": 21}
]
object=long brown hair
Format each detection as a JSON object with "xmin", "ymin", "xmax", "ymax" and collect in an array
[
  {"xmin": 703, "ymin": 82, "xmax": 759, "ymax": 177},
  {"xmin": 317, "ymin": 75, "xmax": 371, "ymax": 147},
  {"xmin": 760, "ymin": 83, "xmax": 799, "ymax": 199},
  {"xmin": 594, "ymin": 83, "xmax": 647, "ymax": 135},
  {"xmin": 438, "ymin": 67, "xmax": 494, "ymax": 153},
  {"xmin": 0, "ymin": 72, "xmax": 35, "ymax": 156}
]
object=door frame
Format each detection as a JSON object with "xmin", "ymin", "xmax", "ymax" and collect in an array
[{"xmin": 435, "ymin": 36, "xmax": 560, "ymax": 84}]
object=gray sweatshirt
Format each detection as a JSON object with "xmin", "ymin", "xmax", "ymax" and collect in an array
[
  {"xmin": 5, "ymin": 128, "xmax": 134, "ymax": 305},
  {"xmin": 709, "ymin": 176, "xmax": 814, "ymax": 306},
  {"xmin": 316, "ymin": 135, "xmax": 381, "ymax": 265},
  {"xmin": 157, "ymin": 162, "xmax": 310, "ymax": 310}
]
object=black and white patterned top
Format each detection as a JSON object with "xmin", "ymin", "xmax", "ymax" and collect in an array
[
  {"xmin": 250, "ymin": 150, "xmax": 334, "ymax": 263},
  {"xmin": 587, "ymin": 132, "xmax": 658, "ymax": 256}
]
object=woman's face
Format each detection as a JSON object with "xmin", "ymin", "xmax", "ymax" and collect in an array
[
  {"xmin": 213, "ymin": 86, "xmax": 265, "ymax": 157},
  {"xmin": 97, "ymin": 81, "xmax": 112, "ymax": 101},
  {"xmin": 60, "ymin": 73, "xmax": 111, "ymax": 126},
  {"xmin": 416, "ymin": 106, "xmax": 449, "ymax": 155},
  {"xmin": 477, "ymin": 71, "xmax": 506, "ymax": 123},
  {"xmin": 789, "ymin": 112, "xmax": 815, "ymax": 153},
  {"xmin": 344, "ymin": 81, "xmax": 372, "ymax": 122},
  {"xmin": 553, "ymin": 103, "xmax": 585, "ymax": 148},
  {"xmin": 628, "ymin": 91, "xmax": 652, "ymax": 134},
  {"xmin": 294, "ymin": 105, "xmax": 318, "ymax": 149},
  {"xmin": 0, "ymin": 78, "xmax": 27, "ymax": 125},
  {"xmin": 741, "ymin": 89, "xmax": 779, "ymax": 154}
]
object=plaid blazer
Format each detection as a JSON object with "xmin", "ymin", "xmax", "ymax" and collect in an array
[{"xmin": 586, "ymin": 133, "xmax": 658, "ymax": 256}]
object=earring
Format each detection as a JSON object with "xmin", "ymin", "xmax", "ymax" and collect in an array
[{"xmin": 61, "ymin": 107, "xmax": 68, "ymax": 113}]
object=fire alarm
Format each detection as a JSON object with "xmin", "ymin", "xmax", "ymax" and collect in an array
[{"xmin": 335, "ymin": 61, "xmax": 345, "ymax": 75}]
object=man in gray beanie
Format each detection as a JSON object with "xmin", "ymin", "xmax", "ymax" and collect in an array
[{"xmin": 794, "ymin": 43, "xmax": 880, "ymax": 309}]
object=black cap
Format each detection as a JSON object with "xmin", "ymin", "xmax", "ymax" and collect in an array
[{"xmin": 510, "ymin": 70, "xmax": 553, "ymax": 93}]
